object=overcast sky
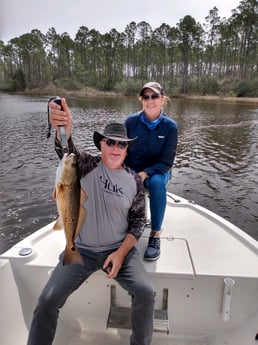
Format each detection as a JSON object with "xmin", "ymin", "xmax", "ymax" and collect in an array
[{"xmin": 1, "ymin": 0, "xmax": 241, "ymax": 43}]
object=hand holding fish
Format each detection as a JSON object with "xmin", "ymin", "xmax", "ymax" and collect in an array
[{"xmin": 49, "ymin": 98, "xmax": 73, "ymax": 140}]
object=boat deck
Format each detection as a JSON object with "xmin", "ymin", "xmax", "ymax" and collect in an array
[
  {"xmin": 1, "ymin": 193, "xmax": 258, "ymax": 345},
  {"xmin": 5, "ymin": 193, "xmax": 258, "ymax": 277}
]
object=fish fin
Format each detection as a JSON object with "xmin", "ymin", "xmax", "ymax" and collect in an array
[
  {"xmin": 53, "ymin": 217, "xmax": 63, "ymax": 230},
  {"xmin": 53, "ymin": 182, "xmax": 64, "ymax": 200},
  {"xmin": 74, "ymin": 188, "xmax": 87, "ymax": 238},
  {"xmin": 63, "ymin": 245, "xmax": 84, "ymax": 265},
  {"xmin": 81, "ymin": 188, "xmax": 88, "ymax": 203},
  {"xmin": 74, "ymin": 205, "xmax": 86, "ymax": 239},
  {"xmin": 53, "ymin": 188, "xmax": 57, "ymax": 200}
]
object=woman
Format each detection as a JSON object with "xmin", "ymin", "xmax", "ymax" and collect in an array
[{"xmin": 125, "ymin": 82, "xmax": 178, "ymax": 261}]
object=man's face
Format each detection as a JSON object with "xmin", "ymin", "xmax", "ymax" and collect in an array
[{"xmin": 100, "ymin": 138, "xmax": 128, "ymax": 169}]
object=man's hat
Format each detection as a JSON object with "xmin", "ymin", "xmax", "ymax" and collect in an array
[
  {"xmin": 139, "ymin": 81, "xmax": 165, "ymax": 96},
  {"xmin": 93, "ymin": 123, "xmax": 137, "ymax": 150}
]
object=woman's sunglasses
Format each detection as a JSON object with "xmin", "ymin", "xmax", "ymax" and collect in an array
[
  {"xmin": 103, "ymin": 138, "xmax": 128, "ymax": 149},
  {"xmin": 142, "ymin": 93, "xmax": 160, "ymax": 100}
]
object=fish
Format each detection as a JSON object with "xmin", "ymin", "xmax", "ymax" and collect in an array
[{"xmin": 53, "ymin": 153, "xmax": 87, "ymax": 265}]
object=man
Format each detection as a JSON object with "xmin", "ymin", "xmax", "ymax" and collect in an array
[{"xmin": 27, "ymin": 99, "xmax": 155, "ymax": 345}]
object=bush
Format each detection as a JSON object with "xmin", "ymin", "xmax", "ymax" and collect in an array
[
  {"xmin": 178, "ymin": 76, "xmax": 220, "ymax": 96},
  {"xmin": 218, "ymin": 78, "xmax": 236, "ymax": 96},
  {"xmin": 12, "ymin": 69, "xmax": 26, "ymax": 91},
  {"xmin": 233, "ymin": 80, "xmax": 251, "ymax": 97},
  {"xmin": 114, "ymin": 78, "xmax": 142, "ymax": 96},
  {"xmin": 249, "ymin": 80, "xmax": 258, "ymax": 97},
  {"xmin": 0, "ymin": 81, "xmax": 14, "ymax": 91},
  {"xmin": 54, "ymin": 78, "xmax": 83, "ymax": 90}
]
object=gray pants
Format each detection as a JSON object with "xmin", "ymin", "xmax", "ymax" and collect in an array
[{"xmin": 27, "ymin": 247, "xmax": 155, "ymax": 345}]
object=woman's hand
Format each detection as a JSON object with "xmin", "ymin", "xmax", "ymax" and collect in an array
[{"xmin": 138, "ymin": 171, "xmax": 149, "ymax": 182}]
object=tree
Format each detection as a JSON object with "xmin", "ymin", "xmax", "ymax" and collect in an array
[
  {"xmin": 204, "ymin": 7, "xmax": 221, "ymax": 76},
  {"xmin": 74, "ymin": 26, "xmax": 90, "ymax": 84},
  {"xmin": 136, "ymin": 21, "xmax": 153, "ymax": 83},
  {"xmin": 9, "ymin": 30, "xmax": 47, "ymax": 89},
  {"xmin": 124, "ymin": 22, "xmax": 137, "ymax": 78},
  {"xmin": 46, "ymin": 27, "xmax": 61, "ymax": 81},
  {"xmin": 1, "ymin": 1, "xmax": 257, "ymax": 96},
  {"xmin": 152, "ymin": 23, "xmax": 171, "ymax": 88},
  {"xmin": 230, "ymin": 0, "xmax": 258, "ymax": 79},
  {"xmin": 177, "ymin": 15, "xmax": 202, "ymax": 93}
]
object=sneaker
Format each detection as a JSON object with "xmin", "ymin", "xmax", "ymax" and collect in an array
[{"xmin": 144, "ymin": 236, "xmax": 160, "ymax": 261}]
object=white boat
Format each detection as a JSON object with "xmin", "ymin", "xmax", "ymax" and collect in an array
[{"xmin": 1, "ymin": 192, "xmax": 258, "ymax": 345}]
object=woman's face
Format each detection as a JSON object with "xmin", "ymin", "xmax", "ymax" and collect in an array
[{"xmin": 141, "ymin": 88, "xmax": 165, "ymax": 120}]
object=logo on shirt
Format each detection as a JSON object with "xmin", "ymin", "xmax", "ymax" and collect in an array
[{"xmin": 100, "ymin": 176, "xmax": 124, "ymax": 195}]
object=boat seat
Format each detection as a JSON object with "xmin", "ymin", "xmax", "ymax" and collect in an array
[{"xmin": 107, "ymin": 285, "xmax": 169, "ymax": 334}]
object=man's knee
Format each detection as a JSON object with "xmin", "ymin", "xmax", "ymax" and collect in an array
[
  {"xmin": 134, "ymin": 283, "xmax": 155, "ymax": 304},
  {"xmin": 37, "ymin": 287, "xmax": 64, "ymax": 311}
]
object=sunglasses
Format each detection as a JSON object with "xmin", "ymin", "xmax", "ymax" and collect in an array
[
  {"xmin": 103, "ymin": 138, "xmax": 128, "ymax": 149},
  {"xmin": 142, "ymin": 93, "xmax": 160, "ymax": 100}
]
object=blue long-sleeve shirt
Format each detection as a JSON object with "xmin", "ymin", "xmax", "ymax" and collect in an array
[{"xmin": 125, "ymin": 112, "xmax": 178, "ymax": 177}]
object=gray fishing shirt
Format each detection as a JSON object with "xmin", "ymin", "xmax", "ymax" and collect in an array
[{"xmin": 55, "ymin": 137, "xmax": 146, "ymax": 252}]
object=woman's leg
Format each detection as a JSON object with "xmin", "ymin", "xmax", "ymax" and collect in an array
[
  {"xmin": 144, "ymin": 171, "xmax": 171, "ymax": 260},
  {"xmin": 145, "ymin": 171, "xmax": 170, "ymax": 231}
]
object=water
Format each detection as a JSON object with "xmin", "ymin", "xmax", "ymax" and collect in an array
[{"xmin": 0, "ymin": 93, "xmax": 257, "ymax": 253}]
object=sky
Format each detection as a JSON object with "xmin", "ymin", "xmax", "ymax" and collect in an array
[{"xmin": 0, "ymin": 0, "xmax": 241, "ymax": 43}]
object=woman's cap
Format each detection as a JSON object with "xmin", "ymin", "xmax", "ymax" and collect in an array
[
  {"xmin": 139, "ymin": 82, "xmax": 165, "ymax": 96},
  {"xmin": 93, "ymin": 123, "xmax": 137, "ymax": 150}
]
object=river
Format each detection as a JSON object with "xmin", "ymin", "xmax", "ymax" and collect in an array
[{"xmin": 0, "ymin": 93, "xmax": 257, "ymax": 254}]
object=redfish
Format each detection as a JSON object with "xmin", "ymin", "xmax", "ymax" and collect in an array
[{"xmin": 53, "ymin": 153, "xmax": 86, "ymax": 265}]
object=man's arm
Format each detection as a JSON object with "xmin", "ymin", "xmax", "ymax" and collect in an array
[{"xmin": 127, "ymin": 169, "xmax": 146, "ymax": 239}]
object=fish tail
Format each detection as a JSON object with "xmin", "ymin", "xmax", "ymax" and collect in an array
[{"xmin": 63, "ymin": 245, "xmax": 84, "ymax": 265}]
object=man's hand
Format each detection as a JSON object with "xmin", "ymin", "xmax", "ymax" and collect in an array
[
  {"xmin": 103, "ymin": 234, "xmax": 137, "ymax": 279},
  {"xmin": 103, "ymin": 251, "xmax": 125, "ymax": 279},
  {"xmin": 49, "ymin": 98, "xmax": 73, "ymax": 140}
]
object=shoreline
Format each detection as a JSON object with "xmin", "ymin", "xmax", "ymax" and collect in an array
[
  {"xmin": 2, "ymin": 88, "xmax": 258, "ymax": 104},
  {"xmin": 180, "ymin": 94, "xmax": 258, "ymax": 104}
]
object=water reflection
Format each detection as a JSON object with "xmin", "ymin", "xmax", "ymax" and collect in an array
[
  {"xmin": 0, "ymin": 93, "xmax": 257, "ymax": 254},
  {"xmin": 171, "ymin": 99, "xmax": 258, "ymax": 238}
]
